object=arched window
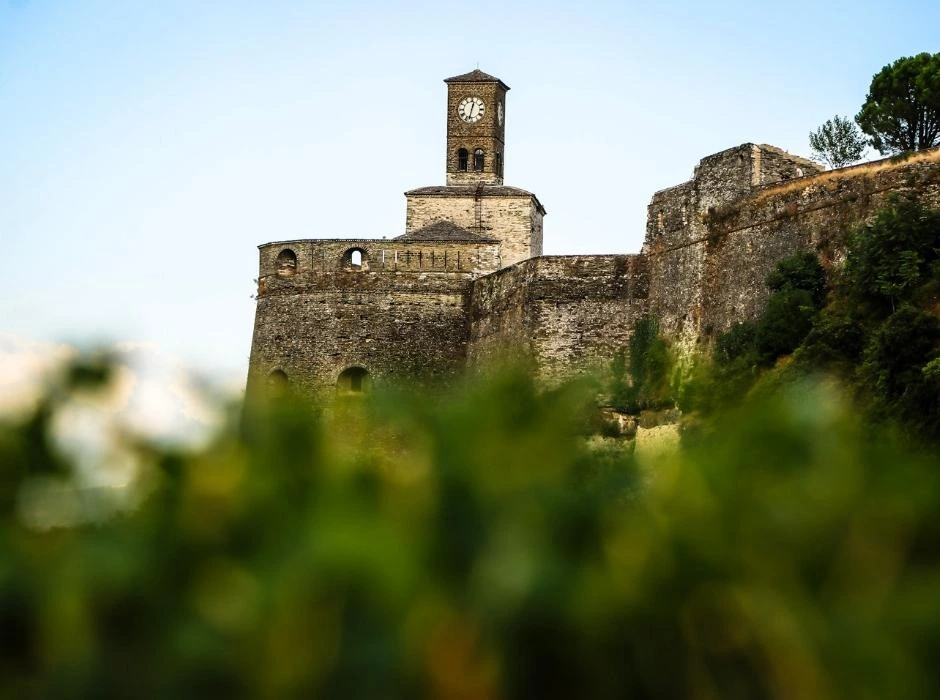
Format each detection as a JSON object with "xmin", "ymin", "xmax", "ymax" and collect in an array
[
  {"xmin": 495, "ymin": 152, "xmax": 502, "ymax": 177},
  {"xmin": 266, "ymin": 369, "xmax": 289, "ymax": 395},
  {"xmin": 276, "ymin": 249, "xmax": 297, "ymax": 276},
  {"xmin": 338, "ymin": 367, "xmax": 369, "ymax": 394},
  {"xmin": 473, "ymin": 149, "xmax": 484, "ymax": 172},
  {"xmin": 457, "ymin": 148, "xmax": 468, "ymax": 172},
  {"xmin": 343, "ymin": 247, "xmax": 368, "ymax": 271}
]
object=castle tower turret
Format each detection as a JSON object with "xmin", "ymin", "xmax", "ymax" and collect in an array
[
  {"xmin": 444, "ymin": 70, "xmax": 508, "ymax": 186},
  {"xmin": 402, "ymin": 69, "xmax": 544, "ymax": 268}
]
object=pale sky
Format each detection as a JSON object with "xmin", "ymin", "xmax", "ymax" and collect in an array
[{"xmin": 2, "ymin": 0, "xmax": 938, "ymax": 384}]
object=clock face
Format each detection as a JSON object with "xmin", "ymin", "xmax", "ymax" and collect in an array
[
  {"xmin": 458, "ymin": 96, "xmax": 485, "ymax": 123},
  {"xmin": 497, "ymin": 102, "xmax": 503, "ymax": 126}
]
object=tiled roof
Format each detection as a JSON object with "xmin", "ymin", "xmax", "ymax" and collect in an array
[
  {"xmin": 444, "ymin": 69, "xmax": 510, "ymax": 90},
  {"xmin": 395, "ymin": 220, "xmax": 497, "ymax": 242}
]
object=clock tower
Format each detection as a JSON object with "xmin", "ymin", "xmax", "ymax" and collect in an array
[
  {"xmin": 444, "ymin": 69, "xmax": 508, "ymax": 186},
  {"xmin": 402, "ymin": 70, "xmax": 544, "ymax": 268}
]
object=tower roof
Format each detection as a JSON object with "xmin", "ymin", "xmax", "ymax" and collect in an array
[
  {"xmin": 444, "ymin": 69, "xmax": 510, "ymax": 91},
  {"xmin": 395, "ymin": 220, "xmax": 497, "ymax": 243}
]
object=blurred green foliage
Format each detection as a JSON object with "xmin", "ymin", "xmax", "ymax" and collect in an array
[
  {"xmin": 0, "ymin": 199, "xmax": 936, "ymax": 696},
  {"xmin": 2, "ymin": 359, "xmax": 940, "ymax": 699},
  {"xmin": 610, "ymin": 315, "xmax": 674, "ymax": 414}
]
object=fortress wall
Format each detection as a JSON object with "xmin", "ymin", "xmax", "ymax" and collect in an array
[
  {"xmin": 753, "ymin": 145, "xmax": 821, "ymax": 186},
  {"xmin": 644, "ymin": 180, "xmax": 707, "ymax": 350},
  {"xmin": 249, "ymin": 241, "xmax": 492, "ymax": 398},
  {"xmin": 466, "ymin": 260, "xmax": 535, "ymax": 371},
  {"xmin": 529, "ymin": 204, "xmax": 544, "ymax": 259},
  {"xmin": 644, "ymin": 148, "xmax": 940, "ymax": 349},
  {"xmin": 248, "ymin": 271, "xmax": 471, "ymax": 398},
  {"xmin": 258, "ymin": 239, "xmax": 500, "ymax": 277},
  {"xmin": 468, "ymin": 255, "xmax": 649, "ymax": 379},
  {"xmin": 701, "ymin": 150, "xmax": 940, "ymax": 336},
  {"xmin": 405, "ymin": 193, "xmax": 542, "ymax": 267},
  {"xmin": 641, "ymin": 146, "xmax": 781, "ymax": 349}
]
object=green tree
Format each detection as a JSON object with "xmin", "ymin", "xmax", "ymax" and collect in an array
[
  {"xmin": 797, "ymin": 303, "xmax": 866, "ymax": 370},
  {"xmin": 765, "ymin": 250, "xmax": 828, "ymax": 308},
  {"xmin": 809, "ymin": 115, "xmax": 867, "ymax": 168},
  {"xmin": 860, "ymin": 305, "xmax": 940, "ymax": 434},
  {"xmin": 855, "ymin": 52, "xmax": 940, "ymax": 155},
  {"xmin": 755, "ymin": 288, "xmax": 817, "ymax": 363},
  {"xmin": 843, "ymin": 195, "xmax": 940, "ymax": 312},
  {"xmin": 714, "ymin": 322, "xmax": 757, "ymax": 366}
]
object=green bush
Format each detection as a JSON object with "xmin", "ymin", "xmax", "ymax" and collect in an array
[
  {"xmin": 755, "ymin": 288, "xmax": 818, "ymax": 362},
  {"xmin": 700, "ymin": 200, "xmax": 940, "ymax": 444},
  {"xmin": 765, "ymin": 249, "xmax": 828, "ymax": 308},
  {"xmin": 797, "ymin": 303, "xmax": 866, "ymax": 370},
  {"xmin": 843, "ymin": 195, "xmax": 940, "ymax": 311},
  {"xmin": 3, "ymin": 363, "xmax": 940, "ymax": 697},
  {"xmin": 714, "ymin": 321, "xmax": 757, "ymax": 365}
]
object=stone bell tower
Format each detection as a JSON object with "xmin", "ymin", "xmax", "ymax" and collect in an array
[
  {"xmin": 444, "ymin": 70, "xmax": 508, "ymax": 186},
  {"xmin": 402, "ymin": 69, "xmax": 545, "ymax": 268}
]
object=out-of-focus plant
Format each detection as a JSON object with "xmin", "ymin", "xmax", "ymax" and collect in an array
[
  {"xmin": 610, "ymin": 315, "xmax": 674, "ymax": 414},
  {"xmin": 2, "ymin": 356, "xmax": 940, "ymax": 698}
]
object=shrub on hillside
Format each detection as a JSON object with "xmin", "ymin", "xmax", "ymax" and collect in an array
[
  {"xmin": 755, "ymin": 288, "xmax": 818, "ymax": 362},
  {"xmin": 843, "ymin": 195, "xmax": 940, "ymax": 312},
  {"xmin": 765, "ymin": 249, "xmax": 828, "ymax": 308}
]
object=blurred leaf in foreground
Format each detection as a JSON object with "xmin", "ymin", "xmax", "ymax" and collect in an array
[{"xmin": 0, "ymin": 359, "xmax": 938, "ymax": 698}]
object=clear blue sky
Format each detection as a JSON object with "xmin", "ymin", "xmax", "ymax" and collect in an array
[{"xmin": 2, "ymin": 0, "xmax": 937, "ymax": 382}]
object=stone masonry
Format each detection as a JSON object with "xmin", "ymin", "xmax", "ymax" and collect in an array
[{"xmin": 247, "ymin": 71, "xmax": 940, "ymax": 398}]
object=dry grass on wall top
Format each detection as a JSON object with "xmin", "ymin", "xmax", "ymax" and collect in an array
[{"xmin": 753, "ymin": 147, "xmax": 940, "ymax": 202}]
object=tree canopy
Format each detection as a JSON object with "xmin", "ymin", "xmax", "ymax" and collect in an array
[
  {"xmin": 855, "ymin": 52, "xmax": 940, "ymax": 155},
  {"xmin": 809, "ymin": 115, "xmax": 867, "ymax": 168}
]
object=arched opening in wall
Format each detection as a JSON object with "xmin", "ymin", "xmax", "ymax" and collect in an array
[
  {"xmin": 342, "ymin": 247, "xmax": 368, "ymax": 271},
  {"xmin": 473, "ymin": 149, "xmax": 484, "ymax": 172},
  {"xmin": 457, "ymin": 148, "xmax": 468, "ymax": 171},
  {"xmin": 276, "ymin": 249, "xmax": 297, "ymax": 277},
  {"xmin": 495, "ymin": 152, "xmax": 502, "ymax": 177},
  {"xmin": 337, "ymin": 367, "xmax": 369, "ymax": 394},
  {"xmin": 266, "ymin": 369, "xmax": 289, "ymax": 395}
]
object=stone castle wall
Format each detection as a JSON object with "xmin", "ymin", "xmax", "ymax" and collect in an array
[
  {"xmin": 468, "ymin": 255, "xmax": 649, "ymax": 380},
  {"xmin": 248, "ymin": 144, "xmax": 940, "ymax": 398},
  {"xmin": 248, "ymin": 238, "xmax": 500, "ymax": 398},
  {"xmin": 257, "ymin": 238, "xmax": 501, "ymax": 278},
  {"xmin": 644, "ymin": 144, "xmax": 824, "ymax": 350},
  {"xmin": 646, "ymin": 148, "xmax": 940, "ymax": 351}
]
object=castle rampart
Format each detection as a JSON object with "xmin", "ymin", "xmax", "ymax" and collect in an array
[
  {"xmin": 468, "ymin": 255, "xmax": 649, "ymax": 379},
  {"xmin": 257, "ymin": 238, "xmax": 501, "ymax": 280},
  {"xmin": 643, "ymin": 144, "xmax": 824, "ymax": 350},
  {"xmin": 249, "ymin": 238, "xmax": 504, "ymax": 398},
  {"xmin": 645, "ymin": 147, "xmax": 940, "ymax": 350}
]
